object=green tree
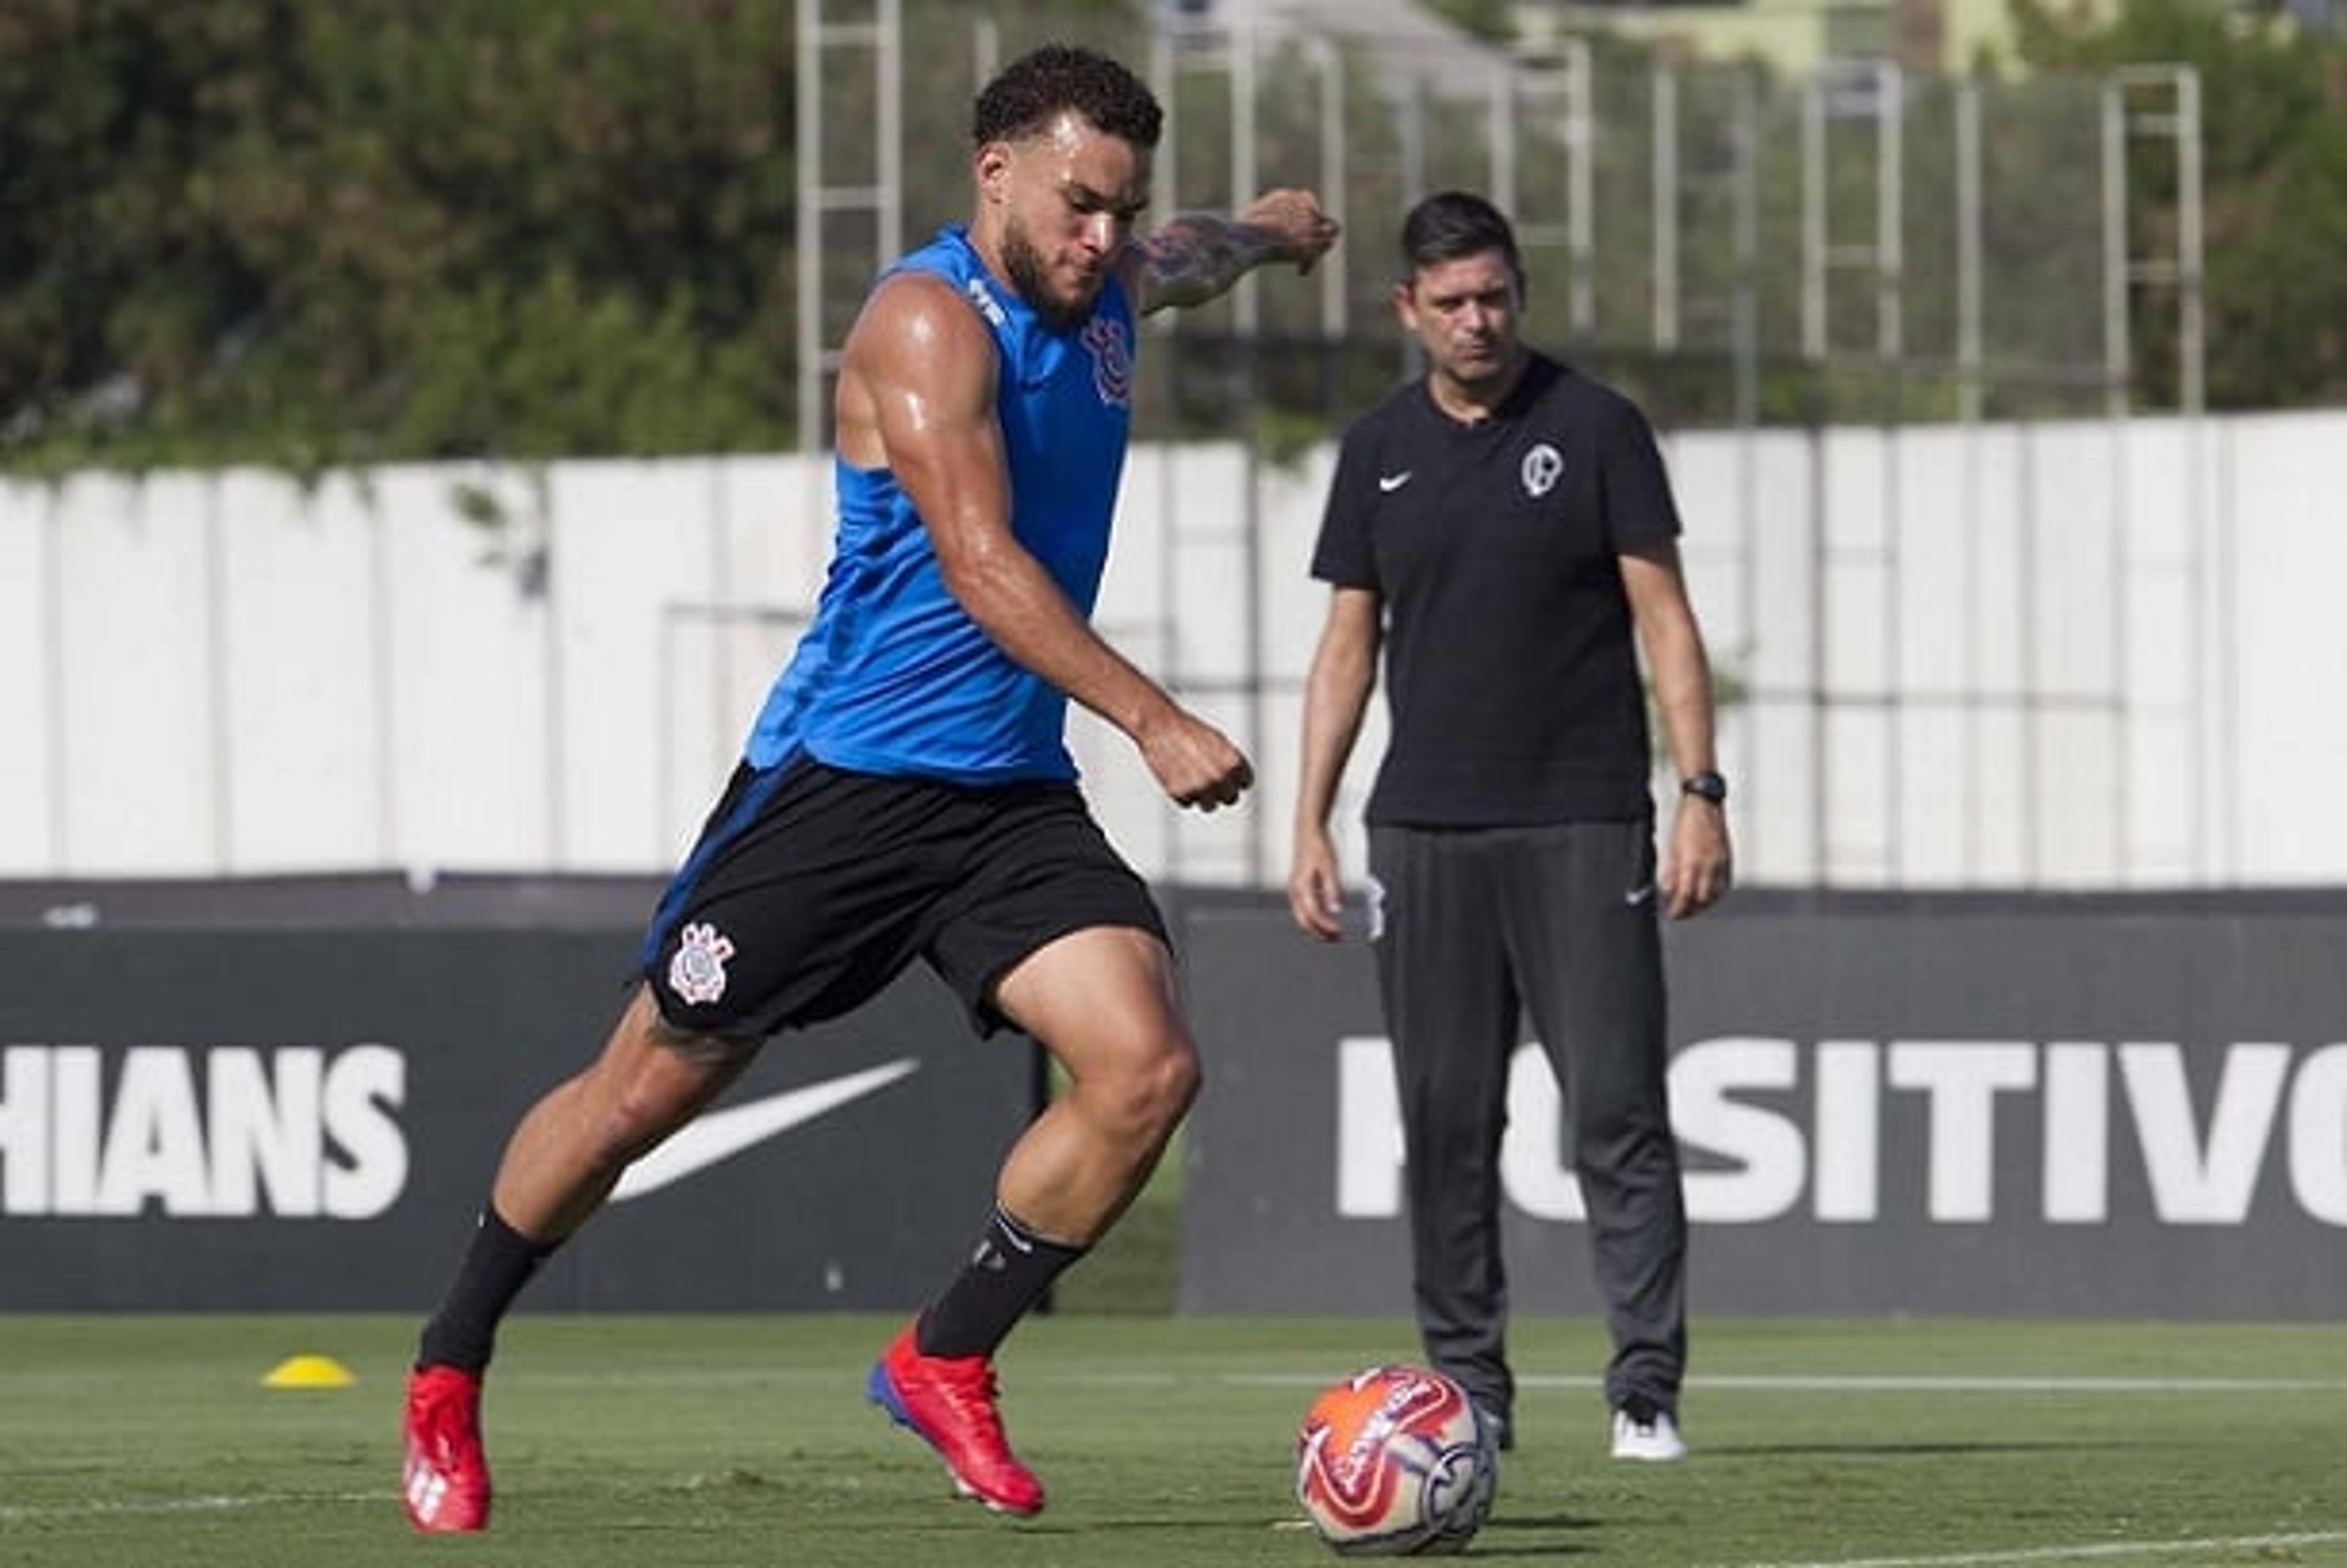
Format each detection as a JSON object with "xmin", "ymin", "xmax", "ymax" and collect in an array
[
  {"xmin": 2013, "ymin": 0, "xmax": 2347, "ymax": 409},
  {"xmin": 1421, "ymin": 0, "xmax": 1518, "ymax": 47},
  {"xmin": 1, "ymin": 0, "xmax": 799, "ymax": 472},
  {"xmin": 16, "ymin": 0, "xmax": 2334, "ymax": 476}
]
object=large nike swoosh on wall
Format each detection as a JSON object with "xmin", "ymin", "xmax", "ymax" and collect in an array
[{"xmin": 610, "ymin": 1059, "xmax": 920, "ymax": 1202}]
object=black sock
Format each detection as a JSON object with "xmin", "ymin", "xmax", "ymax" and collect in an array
[
  {"xmin": 416, "ymin": 1207, "xmax": 557, "ymax": 1373},
  {"xmin": 915, "ymin": 1205, "xmax": 1087, "ymax": 1360}
]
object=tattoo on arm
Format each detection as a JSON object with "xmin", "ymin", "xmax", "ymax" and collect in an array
[{"xmin": 1134, "ymin": 215, "xmax": 1284, "ymax": 312}]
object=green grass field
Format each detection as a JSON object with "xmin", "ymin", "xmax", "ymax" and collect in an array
[{"xmin": 5, "ymin": 1311, "xmax": 2345, "ymax": 1567}]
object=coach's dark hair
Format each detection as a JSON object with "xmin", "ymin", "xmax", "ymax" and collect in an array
[
  {"xmin": 974, "ymin": 44, "xmax": 1162, "ymax": 150},
  {"xmin": 1400, "ymin": 189, "xmax": 1526, "ymax": 293}
]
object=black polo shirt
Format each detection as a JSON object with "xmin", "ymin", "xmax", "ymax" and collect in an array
[{"xmin": 1311, "ymin": 352, "xmax": 1682, "ymax": 827}]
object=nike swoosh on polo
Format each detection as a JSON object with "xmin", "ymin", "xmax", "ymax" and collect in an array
[
  {"xmin": 610, "ymin": 1060, "xmax": 919, "ymax": 1202},
  {"xmin": 1378, "ymin": 471, "xmax": 1413, "ymax": 493}
]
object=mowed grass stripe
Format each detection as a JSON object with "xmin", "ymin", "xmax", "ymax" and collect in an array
[
  {"xmin": 4, "ymin": 1314, "xmax": 2343, "ymax": 1568},
  {"xmin": 0, "ymin": 1492, "xmax": 392, "ymax": 1523},
  {"xmin": 1724, "ymin": 1531, "xmax": 2347, "ymax": 1568},
  {"xmin": 1213, "ymin": 1370, "xmax": 2347, "ymax": 1394}
]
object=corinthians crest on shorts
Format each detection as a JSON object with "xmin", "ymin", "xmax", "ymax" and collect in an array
[{"xmin": 668, "ymin": 921, "xmax": 736, "ymax": 1006}]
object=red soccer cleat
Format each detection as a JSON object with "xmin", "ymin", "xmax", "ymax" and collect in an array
[
  {"xmin": 402, "ymin": 1364, "xmax": 491, "ymax": 1532},
  {"xmin": 867, "ymin": 1324, "xmax": 1045, "ymax": 1517}
]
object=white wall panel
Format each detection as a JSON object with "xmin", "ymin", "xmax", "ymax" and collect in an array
[
  {"xmin": 6, "ymin": 409, "xmax": 2346, "ymax": 888},
  {"xmin": 0, "ymin": 485, "xmax": 56, "ymax": 874},
  {"xmin": 548, "ymin": 459, "xmax": 722, "ymax": 870},
  {"xmin": 2120, "ymin": 417, "xmax": 2203, "ymax": 882},
  {"xmin": 214, "ymin": 469, "xmax": 384, "ymax": 871},
  {"xmin": 55, "ymin": 474, "xmax": 218, "ymax": 874},
  {"xmin": 370, "ymin": 464, "xmax": 553, "ymax": 874},
  {"xmin": 2022, "ymin": 420, "xmax": 2126, "ymax": 698},
  {"xmin": 2228, "ymin": 412, "xmax": 2347, "ymax": 882}
]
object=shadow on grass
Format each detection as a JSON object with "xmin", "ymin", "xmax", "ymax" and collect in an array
[
  {"xmin": 1064, "ymin": 1511, "xmax": 1605, "ymax": 1558},
  {"xmin": 1466, "ymin": 1510, "xmax": 1606, "ymax": 1556},
  {"xmin": 1702, "ymin": 1439, "xmax": 2124, "ymax": 1458}
]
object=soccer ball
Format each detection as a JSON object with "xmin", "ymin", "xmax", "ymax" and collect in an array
[{"xmin": 1295, "ymin": 1364, "xmax": 1497, "ymax": 1556}]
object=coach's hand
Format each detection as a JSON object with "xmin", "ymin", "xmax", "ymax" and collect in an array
[
  {"xmin": 1287, "ymin": 828, "xmax": 1346, "ymax": 942},
  {"xmin": 1661, "ymin": 795, "xmax": 1733, "ymax": 920}
]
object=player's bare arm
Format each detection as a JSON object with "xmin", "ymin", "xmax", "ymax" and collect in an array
[
  {"xmin": 1622, "ymin": 540, "xmax": 1733, "ymax": 918},
  {"xmin": 1126, "ymin": 188, "xmax": 1341, "ymax": 315},
  {"xmin": 1288, "ymin": 587, "xmax": 1381, "ymax": 940},
  {"xmin": 837, "ymin": 272, "xmax": 1251, "ymax": 811}
]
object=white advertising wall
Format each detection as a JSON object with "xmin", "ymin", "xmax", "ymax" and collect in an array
[{"xmin": 2, "ymin": 411, "xmax": 2343, "ymax": 888}]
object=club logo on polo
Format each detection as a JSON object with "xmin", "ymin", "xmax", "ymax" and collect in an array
[
  {"xmin": 668, "ymin": 922, "xmax": 735, "ymax": 1006},
  {"xmin": 1520, "ymin": 442, "xmax": 1563, "ymax": 498}
]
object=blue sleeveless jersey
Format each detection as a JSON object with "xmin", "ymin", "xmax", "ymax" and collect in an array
[{"xmin": 744, "ymin": 226, "xmax": 1137, "ymax": 784}]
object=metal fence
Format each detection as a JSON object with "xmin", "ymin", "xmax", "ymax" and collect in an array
[{"xmin": 0, "ymin": 6, "xmax": 2264, "ymax": 892}]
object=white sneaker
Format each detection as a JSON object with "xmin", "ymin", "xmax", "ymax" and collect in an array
[{"xmin": 1610, "ymin": 1402, "xmax": 1687, "ymax": 1462}]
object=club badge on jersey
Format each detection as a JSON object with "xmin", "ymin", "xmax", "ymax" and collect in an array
[{"xmin": 1081, "ymin": 315, "xmax": 1133, "ymax": 406}]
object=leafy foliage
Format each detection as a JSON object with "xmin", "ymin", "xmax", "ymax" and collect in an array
[
  {"xmin": 2013, "ymin": 0, "xmax": 2347, "ymax": 408},
  {"xmin": 1420, "ymin": 0, "xmax": 1519, "ymax": 47},
  {"xmin": 6, "ymin": 0, "xmax": 2343, "ymax": 474},
  {"xmin": 1, "ymin": 0, "xmax": 796, "ymax": 472}
]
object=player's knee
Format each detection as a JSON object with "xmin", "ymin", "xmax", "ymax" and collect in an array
[
  {"xmin": 1130, "ymin": 1035, "xmax": 1203, "ymax": 1135},
  {"xmin": 1162, "ymin": 1036, "xmax": 1204, "ymax": 1119},
  {"xmin": 1085, "ymin": 1033, "xmax": 1200, "ymax": 1142}
]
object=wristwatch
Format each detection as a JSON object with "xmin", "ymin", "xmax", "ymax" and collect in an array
[{"xmin": 1680, "ymin": 771, "xmax": 1728, "ymax": 804}]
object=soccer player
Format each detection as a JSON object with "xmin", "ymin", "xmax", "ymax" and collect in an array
[
  {"xmin": 401, "ymin": 43, "xmax": 1338, "ymax": 1531},
  {"xmin": 1286, "ymin": 191, "xmax": 1728, "ymax": 1462}
]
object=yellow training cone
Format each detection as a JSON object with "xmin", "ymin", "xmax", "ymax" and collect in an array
[{"xmin": 263, "ymin": 1354, "xmax": 356, "ymax": 1390}]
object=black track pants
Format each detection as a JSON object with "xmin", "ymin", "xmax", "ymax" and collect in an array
[{"xmin": 1367, "ymin": 819, "xmax": 1687, "ymax": 1421}]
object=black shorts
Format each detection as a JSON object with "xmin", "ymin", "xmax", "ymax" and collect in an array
[{"xmin": 639, "ymin": 755, "xmax": 1168, "ymax": 1040}]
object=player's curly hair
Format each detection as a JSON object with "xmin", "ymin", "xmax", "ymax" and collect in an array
[{"xmin": 973, "ymin": 43, "xmax": 1162, "ymax": 150}]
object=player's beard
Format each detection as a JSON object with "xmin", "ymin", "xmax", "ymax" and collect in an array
[{"xmin": 1000, "ymin": 223, "xmax": 1097, "ymax": 334}]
